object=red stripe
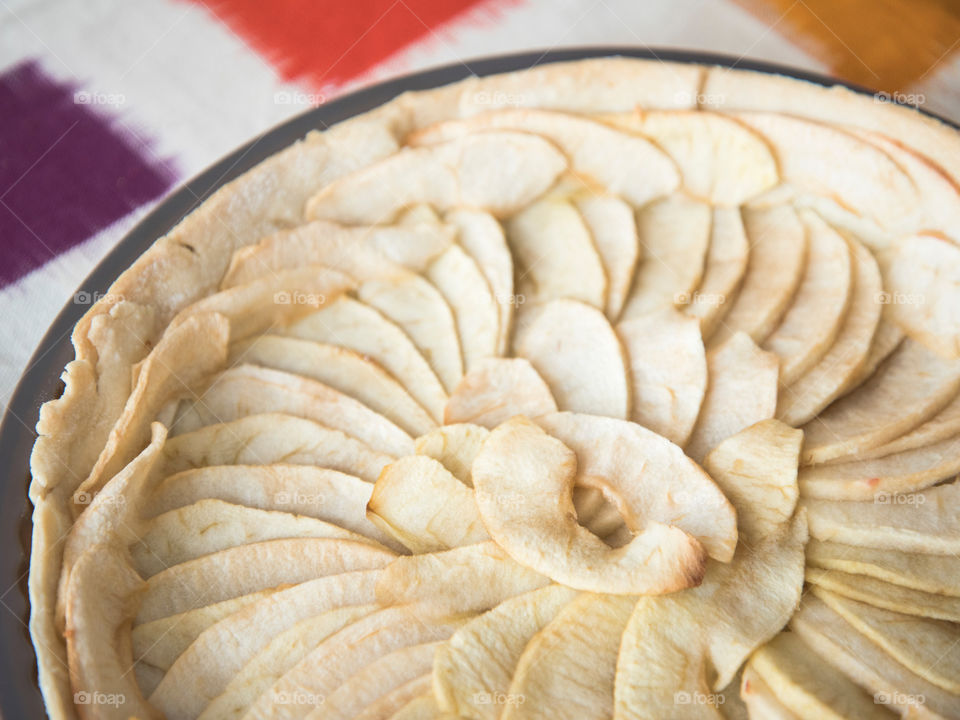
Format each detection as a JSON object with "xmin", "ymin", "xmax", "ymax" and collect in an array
[{"xmin": 189, "ymin": 0, "xmax": 503, "ymax": 89}]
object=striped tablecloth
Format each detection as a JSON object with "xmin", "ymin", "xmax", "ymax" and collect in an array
[{"xmin": 1, "ymin": 0, "xmax": 958, "ymax": 409}]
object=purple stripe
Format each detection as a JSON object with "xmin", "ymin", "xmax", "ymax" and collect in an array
[{"xmin": 0, "ymin": 60, "xmax": 177, "ymax": 287}]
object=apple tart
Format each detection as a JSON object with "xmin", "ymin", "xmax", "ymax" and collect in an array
[{"xmin": 28, "ymin": 58, "xmax": 960, "ymax": 720}]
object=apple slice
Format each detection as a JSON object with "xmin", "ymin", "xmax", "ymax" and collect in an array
[
  {"xmin": 137, "ymin": 538, "xmax": 393, "ymax": 623},
  {"xmin": 433, "ymin": 584, "xmax": 578, "ymax": 719},
  {"xmin": 353, "ymin": 676, "xmax": 432, "ymax": 720},
  {"xmin": 806, "ymin": 539, "xmax": 960, "ymax": 597},
  {"xmin": 367, "ymin": 455, "xmax": 488, "ymax": 553},
  {"xmin": 688, "ymin": 206, "xmax": 749, "ymax": 339},
  {"xmin": 805, "ymin": 568, "xmax": 960, "ymax": 623},
  {"xmin": 790, "ymin": 594, "xmax": 960, "ymax": 719},
  {"xmin": 816, "ymin": 589, "xmax": 960, "ymax": 694},
  {"xmin": 231, "ymin": 335, "xmax": 436, "ymax": 437},
  {"xmin": 710, "ymin": 204, "xmax": 808, "ymax": 346},
  {"xmin": 505, "ymin": 198, "xmax": 607, "ymax": 310},
  {"xmin": 880, "ymin": 233, "xmax": 960, "ymax": 359},
  {"xmin": 802, "ymin": 480, "xmax": 960, "ymax": 555},
  {"xmin": 537, "ymin": 412, "xmax": 737, "ymax": 562},
  {"xmin": 65, "ymin": 545, "xmax": 162, "ymax": 720},
  {"xmin": 747, "ymin": 631, "xmax": 895, "ymax": 720},
  {"xmin": 741, "ymin": 665, "xmax": 799, "ymax": 720},
  {"xmin": 514, "ymin": 299, "xmax": 631, "ymax": 419},
  {"xmin": 408, "ymin": 109, "xmax": 679, "ymax": 206},
  {"xmin": 221, "ymin": 219, "xmax": 454, "ymax": 288},
  {"xmin": 197, "ymin": 604, "xmax": 375, "ymax": 720},
  {"xmin": 149, "ymin": 568, "xmax": 383, "ymax": 717},
  {"xmin": 778, "ymin": 235, "xmax": 883, "ymax": 426},
  {"xmin": 801, "ymin": 339, "xmax": 960, "ymax": 464},
  {"xmin": 446, "ymin": 209, "xmax": 514, "ymax": 355},
  {"xmin": 356, "ymin": 273, "xmax": 464, "ymax": 393},
  {"xmin": 159, "ymin": 413, "xmax": 392, "ymax": 482},
  {"xmin": 620, "ymin": 194, "xmax": 712, "ymax": 319},
  {"xmin": 444, "ymin": 357, "xmax": 558, "ymax": 429},
  {"xmin": 574, "ymin": 194, "xmax": 640, "ymax": 320},
  {"xmin": 798, "ymin": 432, "xmax": 960, "ymax": 500},
  {"xmin": 131, "ymin": 498, "xmax": 387, "ymax": 577},
  {"xmin": 283, "ymin": 297, "xmax": 449, "ymax": 420},
  {"xmin": 616, "ymin": 308, "xmax": 707, "ymax": 446},
  {"xmin": 427, "ymin": 244, "xmax": 499, "ymax": 370},
  {"xmin": 413, "ymin": 423, "xmax": 489, "ymax": 486},
  {"xmin": 685, "ymin": 332, "xmax": 779, "ymax": 463},
  {"xmin": 763, "ymin": 210, "xmax": 853, "ymax": 385},
  {"xmin": 505, "ymin": 593, "xmax": 636, "ymax": 720},
  {"xmin": 472, "ymin": 417, "xmax": 706, "ymax": 594},
  {"xmin": 845, "ymin": 321, "xmax": 904, "ymax": 394},
  {"xmin": 603, "ymin": 109, "xmax": 778, "ymax": 205},
  {"xmin": 858, "ymin": 390, "xmax": 960, "ymax": 460},
  {"xmin": 306, "ymin": 131, "xmax": 566, "ymax": 223},
  {"xmin": 172, "ymin": 364, "xmax": 413, "ymax": 457}
]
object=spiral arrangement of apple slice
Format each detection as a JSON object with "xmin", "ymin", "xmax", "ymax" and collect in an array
[{"xmin": 35, "ymin": 60, "xmax": 960, "ymax": 720}]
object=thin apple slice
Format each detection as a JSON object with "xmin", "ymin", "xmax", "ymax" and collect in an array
[
  {"xmin": 306, "ymin": 131, "xmax": 566, "ymax": 223},
  {"xmin": 149, "ymin": 568, "xmax": 383, "ymax": 717},
  {"xmin": 446, "ymin": 209, "xmax": 514, "ymax": 355},
  {"xmin": 805, "ymin": 568, "xmax": 960, "ymax": 623},
  {"xmin": 409, "ymin": 109, "xmax": 679, "ymax": 206},
  {"xmin": 472, "ymin": 417, "xmax": 706, "ymax": 594},
  {"xmin": 413, "ymin": 423, "xmax": 489, "ymax": 486},
  {"xmin": 376, "ymin": 541, "xmax": 549, "ymax": 614},
  {"xmin": 614, "ymin": 420, "xmax": 807, "ymax": 718},
  {"xmin": 802, "ymin": 480, "xmax": 960, "ymax": 555},
  {"xmin": 685, "ymin": 332, "xmax": 779, "ymax": 463},
  {"xmin": 859, "ymin": 390, "xmax": 960, "ymax": 460},
  {"xmin": 620, "ymin": 194, "xmax": 712, "ymax": 319},
  {"xmin": 197, "ymin": 604, "xmax": 376, "ymax": 720},
  {"xmin": 172, "ymin": 364, "xmax": 413, "ymax": 457},
  {"xmin": 799, "ymin": 432, "xmax": 960, "ymax": 500},
  {"xmin": 880, "ymin": 233, "xmax": 960, "ymax": 359},
  {"xmin": 790, "ymin": 594, "xmax": 960, "ymax": 719},
  {"xmin": 513, "ymin": 299, "xmax": 631, "ymax": 419},
  {"xmin": 732, "ymin": 112, "xmax": 919, "ymax": 233},
  {"xmin": 710, "ymin": 204, "xmax": 808, "ymax": 346},
  {"xmin": 282, "ymin": 297, "xmax": 449, "ymax": 420},
  {"xmin": 763, "ymin": 210, "xmax": 853, "ymax": 385},
  {"xmin": 243, "ymin": 606, "xmax": 465, "ymax": 720},
  {"xmin": 537, "ymin": 412, "xmax": 737, "ymax": 561},
  {"xmin": 160, "ymin": 413, "xmax": 392, "ymax": 482},
  {"xmin": 65, "ymin": 545, "xmax": 162, "ymax": 720},
  {"xmin": 146, "ymin": 464, "xmax": 401, "ymax": 551},
  {"xmin": 801, "ymin": 339, "xmax": 960, "ymax": 464},
  {"xmin": 427, "ymin": 244, "xmax": 499, "ymax": 370},
  {"xmin": 444, "ymin": 357, "xmax": 558, "ymax": 428},
  {"xmin": 137, "ymin": 538, "xmax": 393, "ymax": 623},
  {"xmin": 806, "ymin": 539, "xmax": 960, "ymax": 596},
  {"xmin": 367, "ymin": 455, "xmax": 488, "ymax": 553},
  {"xmin": 603, "ymin": 109, "xmax": 778, "ymax": 205},
  {"xmin": 617, "ymin": 308, "xmax": 707, "ymax": 446},
  {"xmin": 505, "ymin": 593, "xmax": 636, "ymax": 720},
  {"xmin": 689, "ymin": 206, "xmax": 749, "ymax": 338},
  {"xmin": 72, "ymin": 312, "xmax": 228, "ymax": 511},
  {"xmin": 132, "ymin": 590, "xmax": 277, "ymax": 671},
  {"xmin": 816, "ymin": 588, "xmax": 960, "ymax": 694},
  {"xmin": 747, "ymin": 632, "xmax": 896, "ymax": 720},
  {"xmin": 131, "ymin": 498, "xmax": 386, "ymax": 577},
  {"xmin": 505, "ymin": 198, "xmax": 607, "ymax": 310},
  {"xmin": 778, "ymin": 236, "xmax": 883, "ymax": 426},
  {"xmin": 231, "ymin": 335, "xmax": 436, "ymax": 437},
  {"xmin": 741, "ymin": 665, "xmax": 800, "ymax": 720},
  {"xmin": 433, "ymin": 584, "xmax": 579, "ymax": 719},
  {"xmin": 574, "ymin": 194, "xmax": 640, "ymax": 320},
  {"xmin": 353, "ymin": 676, "xmax": 432, "ymax": 720},
  {"xmin": 221, "ymin": 219, "xmax": 454, "ymax": 288},
  {"xmin": 845, "ymin": 321, "xmax": 904, "ymax": 394},
  {"xmin": 356, "ymin": 273, "xmax": 464, "ymax": 393},
  {"xmin": 320, "ymin": 642, "xmax": 442, "ymax": 720}
]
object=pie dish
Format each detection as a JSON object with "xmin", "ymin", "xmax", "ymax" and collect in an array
[{"xmin": 19, "ymin": 51, "xmax": 960, "ymax": 720}]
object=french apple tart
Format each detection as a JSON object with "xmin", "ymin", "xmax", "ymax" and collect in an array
[{"xmin": 27, "ymin": 57, "xmax": 960, "ymax": 720}]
